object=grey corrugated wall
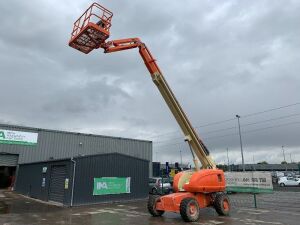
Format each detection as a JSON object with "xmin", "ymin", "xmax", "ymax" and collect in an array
[
  {"xmin": 0, "ymin": 124, "xmax": 152, "ymax": 176},
  {"xmin": 15, "ymin": 159, "xmax": 73, "ymax": 205},
  {"xmin": 73, "ymin": 153, "xmax": 149, "ymax": 205},
  {"xmin": 0, "ymin": 153, "xmax": 19, "ymax": 166}
]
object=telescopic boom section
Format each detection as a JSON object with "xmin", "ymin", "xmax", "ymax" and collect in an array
[{"xmin": 101, "ymin": 38, "xmax": 216, "ymax": 169}]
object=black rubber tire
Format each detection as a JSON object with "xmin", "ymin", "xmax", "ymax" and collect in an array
[
  {"xmin": 151, "ymin": 188, "xmax": 158, "ymax": 194},
  {"xmin": 147, "ymin": 195, "xmax": 164, "ymax": 217},
  {"xmin": 279, "ymin": 183, "xmax": 285, "ymax": 187},
  {"xmin": 214, "ymin": 193, "xmax": 231, "ymax": 216},
  {"xmin": 180, "ymin": 197, "xmax": 200, "ymax": 222}
]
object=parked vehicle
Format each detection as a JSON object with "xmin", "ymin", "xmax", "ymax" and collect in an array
[
  {"xmin": 278, "ymin": 177, "xmax": 300, "ymax": 186},
  {"xmin": 275, "ymin": 171, "xmax": 285, "ymax": 178},
  {"xmin": 149, "ymin": 177, "xmax": 173, "ymax": 194}
]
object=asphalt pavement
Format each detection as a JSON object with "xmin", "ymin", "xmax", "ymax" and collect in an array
[
  {"xmin": 0, "ymin": 189, "xmax": 300, "ymax": 225},
  {"xmin": 273, "ymin": 183, "xmax": 300, "ymax": 192}
]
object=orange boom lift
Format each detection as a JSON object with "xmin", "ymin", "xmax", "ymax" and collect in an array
[{"xmin": 69, "ymin": 3, "xmax": 230, "ymax": 222}]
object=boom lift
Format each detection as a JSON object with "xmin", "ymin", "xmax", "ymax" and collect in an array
[{"xmin": 68, "ymin": 3, "xmax": 230, "ymax": 222}]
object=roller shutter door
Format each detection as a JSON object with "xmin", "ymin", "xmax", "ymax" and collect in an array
[
  {"xmin": 0, "ymin": 154, "xmax": 18, "ymax": 166},
  {"xmin": 49, "ymin": 165, "xmax": 66, "ymax": 203}
]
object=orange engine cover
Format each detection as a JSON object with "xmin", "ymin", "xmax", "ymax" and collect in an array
[{"xmin": 180, "ymin": 169, "xmax": 226, "ymax": 193}]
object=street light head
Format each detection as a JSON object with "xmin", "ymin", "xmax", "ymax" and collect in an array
[{"xmin": 236, "ymin": 115, "xmax": 240, "ymax": 118}]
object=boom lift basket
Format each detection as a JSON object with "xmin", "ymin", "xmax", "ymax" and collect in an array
[{"xmin": 69, "ymin": 3, "xmax": 113, "ymax": 54}]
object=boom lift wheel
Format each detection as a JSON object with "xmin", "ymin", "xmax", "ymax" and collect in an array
[
  {"xmin": 180, "ymin": 198, "xmax": 200, "ymax": 222},
  {"xmin": 214, "ymin": 193, "xmax": 231, "ymax": 216},
  {"xmin": 151, "ymin": 187, "xmax": 158, "ymax": 194},
  {"xmin": 147, "ymin": 195, "xmax": 164, "ymax": 217}
]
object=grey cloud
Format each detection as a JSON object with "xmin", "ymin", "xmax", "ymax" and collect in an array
[{"xmin": 0, "ymin": 0, "xmax": 299, "ymax": 165}]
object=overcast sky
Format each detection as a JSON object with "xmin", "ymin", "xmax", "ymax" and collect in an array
[{"xmin": 0, "ymin": 0, "xmax": 299, "ymax": 165}]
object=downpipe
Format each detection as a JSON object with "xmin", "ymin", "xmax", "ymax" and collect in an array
[{"xmin": 70, "ymin": 158, "xmax": 76, "ymax": 207}]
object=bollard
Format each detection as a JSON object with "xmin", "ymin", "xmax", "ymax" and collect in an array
[{"xmin": 253, "ymin": 193, "xmax": 257, "ymax": 208}]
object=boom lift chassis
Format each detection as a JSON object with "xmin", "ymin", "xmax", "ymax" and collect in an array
[{"xmin": 69, "ymin": 3, "xmax": 230, "ymax": 222}]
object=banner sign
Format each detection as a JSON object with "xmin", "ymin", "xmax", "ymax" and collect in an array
[
  {"xmin": 225, "ymin": 172, "xmax": 273, "ymax": 193},
  {"xmin": 93, "ymin": 177, "xmax": 131, "ymax": 195},
  {"xmin": 0, "ymin": 129, "xmax": 38, "ymax": 146}
]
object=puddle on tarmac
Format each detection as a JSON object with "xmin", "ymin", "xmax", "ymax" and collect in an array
[{"xmin": 0, "ymin": 202, "xmax": 10, "ymax": 214}]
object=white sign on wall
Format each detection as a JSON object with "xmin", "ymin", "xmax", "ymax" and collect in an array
[
  {"xmin": 225, "ymin": 172, "xmax": 273, "ymax": 193},
  {"xmin": 0, "ymin": 129, "xmax": 38, "ymax": 146}
]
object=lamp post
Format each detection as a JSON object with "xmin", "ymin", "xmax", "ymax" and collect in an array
[
  {"xmin": 282, "ymin": 146, "xmax": 286, "ymax": 162},
  {"xmin": 226, "ymin": 148, "xmax": 230, "ymax": 171},
  {"xmin": 180, "ymin": 150, "xmax": 183, "ymax": 165},
  {"xmin": 236, "ymin": 115, "xmax": 245, "ymax": 172},
  {"xmin": 252, "ymin": 155, "xmax": 256, "ymax": 171},
  {"xmin": 282, "ymin": 146, "xmax": 287, "ymax": 171}
]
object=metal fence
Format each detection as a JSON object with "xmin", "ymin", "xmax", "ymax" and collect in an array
[{"xmin": 228, "ymin": 190, "xmax": 300, "ymax": 213}]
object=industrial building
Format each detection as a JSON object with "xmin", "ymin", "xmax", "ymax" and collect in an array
[
  {"xmin": 15, "ymin": 153, "xmax": 149, "ymax": 206},
  {"xmin": 0, "ymin": 123, "xmax": 152, "ymax": 205}
]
